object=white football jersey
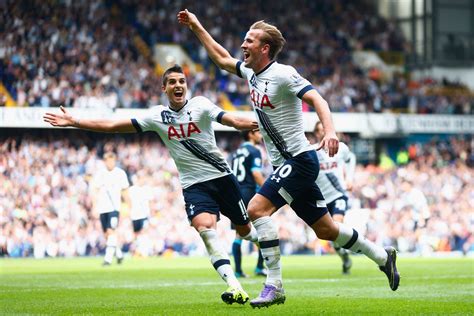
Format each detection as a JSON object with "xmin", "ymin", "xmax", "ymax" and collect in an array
[
  {"xmin": 133, "ymin": 96, "xmax": 231, "ymax": 188},
  {"xmin": 92, "ymin": 167, "xmax": 129, "ymax": 214},
  {"xmin": 313, "ymin": 142, "xmax": 356, "ymax": 203},
  {"xmin": 237, "ymin": 61, "xmax": 314, "ymax": 166},
  {"xmin": 129, "ymin": 185, "xmax": 154, "ymax": 220}
]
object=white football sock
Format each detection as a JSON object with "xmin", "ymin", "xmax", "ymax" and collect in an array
[
  {"xmin": 253, "ymin": 216, "xmax": 282, "ymax": 287},
  {"xmin": 239, "ymin": 225, "xmax": 258, "ymax": 243},
  {"xmin": 200, "ymin": 229, "xmax": 241, "ymax": 288},
  {"xmin": 335, "ymin": 223, "xmax": 387, "ymax": 266},
  {"xmin": 104, "ymin": 234, "xmax": 117, "ymax": 263}
]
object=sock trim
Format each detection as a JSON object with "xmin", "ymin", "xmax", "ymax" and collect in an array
[
  {"xmin": 260, "ymin": 239, "xmax": 279, "ymax": 248},
  {"xmin": 213, "ymin": 259, "xmax": 231, "ymax": 270},
  {"xmin": 233, "ymin": 239, "xmax": 243, "ymax": 245},
  {"xmin": 342, "ymin": 228, "xmax": 358, "ymax": 249}
]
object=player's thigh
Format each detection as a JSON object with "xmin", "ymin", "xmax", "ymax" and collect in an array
[
  {"xmin": 183, "ymin": 181, "xmax": 221, "ymax": 225},
  {"xmin": 290, "ymin": 183, "xmax": 329, "ymax": 227},
  {"xmin": 328, "ymin": 196, "xmax": 348, "ymax": 219},
  {"xmin": 214, "ymin": 175, "xmax": 250, "ymax": 226},
  {"xmin": 100, "ymin": 211, "xmax": 119, "ymax": 233},
  {"xmin": 310, "ymin": 212, "xmax": 339, "ymax": 241},
  {"xmin": 247, "ymin": 193, "xmax": 278, "ymax": 220},
  {"xmin": 257, "ymin": 151, "xmax": 319, "ymax": 216}
]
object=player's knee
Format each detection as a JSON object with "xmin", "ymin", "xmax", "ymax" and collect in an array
[
  {"xmin": 191, "ymin": 214, "xmax": 216, "ymax": 232},
  {"xmin": 333, "ymin": 214, "xmax": 344, "ymax": 223},
  {"xmin": 315, "ymin": 225, "xmax": 338, "ymax": 241}
]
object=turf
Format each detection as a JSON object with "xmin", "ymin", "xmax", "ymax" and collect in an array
[{"xmin": 1, "ymin": 255, "xmax": 473, "ymax": 315}]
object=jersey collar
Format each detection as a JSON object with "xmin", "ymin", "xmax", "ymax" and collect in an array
[
  {"xmin": 255, "ymin": 61, "xmax": 275, "ymax": 76},
  {"xmin": 169, "ymin": 100, "xmax": 188, "ymax": 113}
]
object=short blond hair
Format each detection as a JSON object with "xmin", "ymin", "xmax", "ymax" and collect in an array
[{"xmin": 250, "ymin": 20, "xmax": 286, "ymax": 60}]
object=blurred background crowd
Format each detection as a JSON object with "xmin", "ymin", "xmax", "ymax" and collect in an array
[
  {"xmin": 1, "ymin": 0, "xmax": 472, "ymax": 113},
  {"xmin": 1, "ymin": 132, "xmax": 472, "ymax": 258}
]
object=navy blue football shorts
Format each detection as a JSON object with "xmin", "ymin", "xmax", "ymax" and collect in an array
[
  {"xmin": 258, "ymin": 150, "xmax": 328, "ymax": 226},
  {"xmin": 100, "ymin": 210, "xmax": 119, "ymax": 232},
  {"xmin": 132, "ymin": 218, "xmax": 149, "ymax": 233},
  {"xmin": 327, "ymin": 196, "xmax": 349, "ymax": 217},
  {"xmin": 183, "ymin": 174, "xmax": 250, "ymax": 226},
  {"xmin": 231, "ymin": 187, "xmax": 255, "ymax": 230}
]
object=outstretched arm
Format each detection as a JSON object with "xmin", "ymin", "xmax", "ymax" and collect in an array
[
  {"xmin": 43, "ymin": 106, "xmax": 136, "ymax": 133},
  {"xmin": 220, "ymin": 112, "xmax": 258, "ymax": 131},
  {"xmin": 177, "ymin": 9, "xmax": 239, "ymax": 74},
  {"xmin": 302, "ymin": 90, "xmax": 339, "ymax": 157}
]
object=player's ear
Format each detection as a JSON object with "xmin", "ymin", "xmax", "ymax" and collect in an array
[{"xmin": 261, "ymin": 43, "xmax": 270, "ymax": 57}]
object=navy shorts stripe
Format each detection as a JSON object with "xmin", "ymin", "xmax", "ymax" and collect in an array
[
  {"xmin": 259, "ymin": 239, "xmax": 280, "ymax": 249},
  {"xmin": 342, "ymin": 229, "xmax": 358, "ymax": 249},
  {"xmin": 213, "ymin": 259, "xmax": 230, "ymax": 270}
]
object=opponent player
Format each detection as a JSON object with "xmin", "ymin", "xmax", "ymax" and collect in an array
[
  {"xmin": 178, "ymin": 10, "xmax": 400, "ymax": 308},
  {"xmin": 314, "ymin": 121, "xmax": 356, "ymax": 274},
  {"xmin": 91, "ymin": 152, "xmax": 129, "ymax": 266},
  {"xmin": 44, "ymin": 65, "xmax": 259, "ymax": 305},
  {"xmin": 230, "ymin": 129, "xmax": 266, "ymax": 278}
]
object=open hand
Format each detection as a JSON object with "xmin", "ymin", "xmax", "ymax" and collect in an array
[{"xmin": 43, "ymin": 106, "xmax": 75, "ymax": 127}]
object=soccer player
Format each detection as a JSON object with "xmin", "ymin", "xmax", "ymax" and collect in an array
[
  {"xmin": 230, "ymin": 129, "xmax": 266, "ymax": 278},
  {"xmin": 91, "ymin": 152, "xmax": 129, "ymax": 266},
  {"xmin": 313, "ymin": 121, "xmax": 356, "ymax": 274},
  {"xmin": 178, "ymin": 10, "xmax": 400, "ymax": 308},
  {"xmin": 129, "ymin": 171, "xmax": 153, "ymax": 255},
  {"xmin": 44, "ymin": 65, "xmax": 260, "ymax": 305}
]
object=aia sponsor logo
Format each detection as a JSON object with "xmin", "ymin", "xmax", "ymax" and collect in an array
[
  {"xmin": 250, "ymin": 89, "xmax": 274, "ymax": 109},
  {"xmin": 168, "ymin": 122, "xmax": 201, "ymax": 140},
  {"xmin": 320, "ymin": 161, "xmax": 338, "ymax": 170}
]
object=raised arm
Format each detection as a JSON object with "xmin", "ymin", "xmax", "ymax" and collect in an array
[
  {"xmin": 302, "ymin": 90, "xmax": 339, "ymax": 157},
  {"xmin": 43, "ymin": 106, "xmax": 136, "ymax": 133},
  {"xmin": 177, "ymin": 9, "xmax": 239, "ymax": 74},
  {"xmin": 220, "ymin": 112, "xmax": 258, "ymax": 131}
]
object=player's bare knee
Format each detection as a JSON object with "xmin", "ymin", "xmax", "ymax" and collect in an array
[
  {"xmin": 235, "ymin": 224, "xmax": 251, "ymax": 237},
  {"xmin": 314, "ymin": 224, "xmax": 338, "ymax": 241},
  {"xmin": 333, "ymin": 214, "xmax": 344, "ymax": 223}
]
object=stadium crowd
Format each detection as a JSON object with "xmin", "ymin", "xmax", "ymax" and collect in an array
[
  {"xmin": 1, "ymin": 132, "xmax": 472, "ymax": 258},
  {"xmin": 1, "ymin": 0, "xmax": 472, "ymax": 113}
]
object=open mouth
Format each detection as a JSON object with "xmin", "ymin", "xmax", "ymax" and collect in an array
[
  {"xmin": 243, "ymin": 51, "xmax": 250, "ymax": 61},
  {"xmin": 174, "ymin": 91, "xmax": 184, "ymax": 98}
]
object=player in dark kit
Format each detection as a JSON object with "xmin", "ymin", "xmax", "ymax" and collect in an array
[{"xmin": 230, "ymin": 130, "xmax": 266, "ymax": 278}]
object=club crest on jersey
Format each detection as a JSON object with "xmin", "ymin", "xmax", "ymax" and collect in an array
[
  {"xmin": 187, "ymin": 111, "xmax": 193, "ymax": 121},
  {"xmin": 161, "ymin": 110, "xmax": 175, "ymax": 124},
  {"xmin": 250, "ymin": 75, "xmax": 257, "ymax": 88},
  {"xmin": 168, "ymin": 122, "xmax": 201, "ymax": 140}
]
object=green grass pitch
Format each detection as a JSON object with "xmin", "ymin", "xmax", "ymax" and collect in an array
[{"xmin": 1, "ymin": 255, "xmax": 473, "ymax": 315}]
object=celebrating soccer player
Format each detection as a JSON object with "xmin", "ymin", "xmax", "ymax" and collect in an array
[
  {"xmin": 178, "ymin": 9, "xmax": 400, "ymax": 308},
  {"xmin": 44, "ymin": 65, "xmax": 259, "ymax": 305}
]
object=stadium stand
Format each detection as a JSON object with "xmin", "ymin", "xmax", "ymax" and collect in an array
[
  {"xmin": 1, "ymin": 0, "xmax": 472, "ymax": 113},
  {"xmin": 0, "ymin": 131, "xmax": 472, "ymax": 258}
]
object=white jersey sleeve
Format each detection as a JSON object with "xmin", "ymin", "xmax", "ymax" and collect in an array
[{"xmin": 279, "ymin": 66, "xmax": 314, "ymax": 99}]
